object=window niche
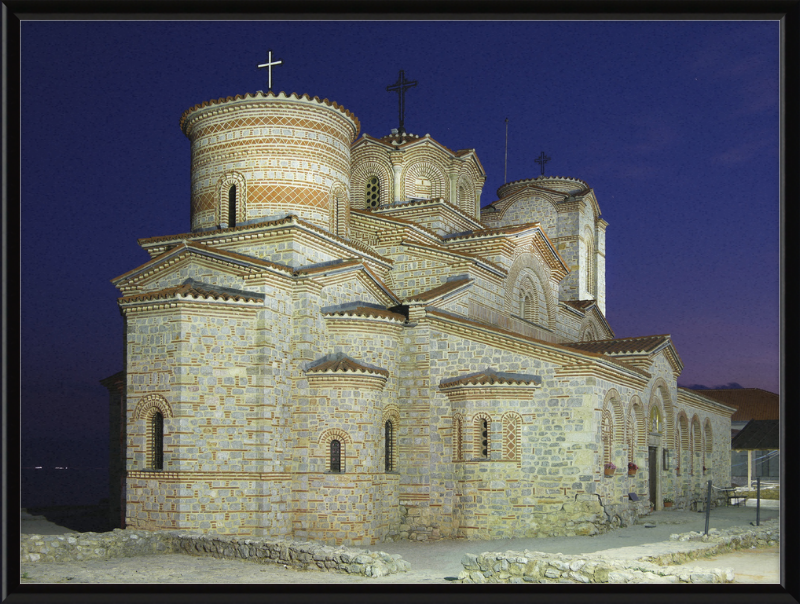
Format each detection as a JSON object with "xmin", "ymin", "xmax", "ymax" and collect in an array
[
  {"xmin": 385, "ymin": 420, "xmax": 394, "ymax": 472},
  {"xmin": 330, "ymin": 439, "xmax": 343, "ymax": 473},
  {"xmin": 150, "ymin": 411, "xmax": 164, "ymax": 470},
  {"xmin": 365, "ymin": 176, "xmax": 380, "ymax": 209}
]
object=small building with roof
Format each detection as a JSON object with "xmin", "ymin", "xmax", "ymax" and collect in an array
[
  {"xmin": 691, "ymin": 388, "xmax": 780, "ymax": 486},
  {"xmin": 102, "ymin": 85, "xmax": 735, "ymax": 545}
]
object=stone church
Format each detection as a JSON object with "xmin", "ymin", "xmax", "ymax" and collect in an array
[{"xmin": 102, "ymin": 85, "xmax": 735, "ymax": 545}]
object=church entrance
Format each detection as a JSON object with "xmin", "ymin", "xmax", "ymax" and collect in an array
[{"xmin": 648, "ymin": 446, "xmax": 658, "ymax": 508}]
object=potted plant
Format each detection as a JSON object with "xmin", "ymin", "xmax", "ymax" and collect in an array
[
  {"xmin": 663, "ymin": 496, "xmax": 674, "ymax": 508},
  {"xmin": 627, "ymin": 462, "xmax": 638, "ymax": 476},
  {"xmin": 604, "ymin": 462, "xmax": 616, "ymax": 476}
]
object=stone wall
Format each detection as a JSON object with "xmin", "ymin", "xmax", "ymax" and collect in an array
[
  {"xmin": 21, "ymin": 530, "xmax": 169, "ymax": 563},
  {"xmin": 21, "ymin": 529, "xmax": 410, "ymax": 578},
  {"xmin": 457, "ymin": 520, "xmax": 779, "ymax": 583}
]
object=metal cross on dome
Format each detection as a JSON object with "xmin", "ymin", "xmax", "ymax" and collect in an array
[
  {"xmin": 386, "ymin": 70, "xmax": 417, "ymax": 134},
  {"xmin": 535, "ymin": 151, "xmax": 551, "ymax": 176},
  {"xmin": 257, "ymin": 49, "xmax": 283, "ymax": 91}
]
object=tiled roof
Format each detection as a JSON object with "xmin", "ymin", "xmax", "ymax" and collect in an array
[
  {"xmin": 99, "ymin": 371, "xmax": 125, "ymax": 388},
  {"xmin": 179, "ymin": 91, "xmax": 360, "ymax": 136},
  {"xmin": 730, "ymin": 420, "xmax": 779, "ymax": 450},
  {"xmin": 563, "ymin": 334, "xmax": 672, "ymax": 355},
  {"xmin": 691, "ymin": 388, "xmax": 779, "ymax": 422},
  {"xmin": 376, "ymin": 197, "xmax": 482, "ymax": 226},
  {"xmin": 120, "ymin": 281, "xmax": 263, "ymax": 304},
  {"xmin": 351, "ymin": 209, "xmax": 444, "ymax": 243},
  {"xmin": 111, "ymin": 242, "xmax": 293, "ymax": 285},
  {"xmin": 373, "ymin": 132, "xmax": 458, "ymax": 155},
  {"xmin": 405, "ymin": 278, "xmax": 471, "ymax": 303},
  {"xmin": 496, "ymin": 175, "xmax": 590, "ymax": 198},
  {"xmin": 305, "ymin": 355, "xmax": 389, "ymax": 378},
  {"xmin": 323, "ymin": 306, "xmax": 406, "ymax": 322},
  {"xmin": 402, "ymin": 240, "xmax": 506, "ymax": 275},
  {"xmin": 440, "ymin": 369, "xmax": 541, "ymax": 388},
  {"xmin": 425, "ymin": 309, "xmax": 651, "ymax": 379},
  {"xmin": 293, "ymin": 259, "xmax": 361, "ymax": 276},
  {"xmin": 137, "ymin": 214, "xmax": 389, "ymax": 266},
  {"xmin": 442, "ymin": 222, "xmax": 541, "ymax": 242},
  {"xmin": 562, "ymin": 300, "xmax": 597, "ymax": 312}
]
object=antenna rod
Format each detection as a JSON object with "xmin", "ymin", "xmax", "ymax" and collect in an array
[{"xmin": 504, "ymin": 118, "xmax": 509, "ymax": 184}]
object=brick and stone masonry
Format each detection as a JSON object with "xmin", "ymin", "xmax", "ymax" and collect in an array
[{"xmin": 103, "ymin": 84, "xmax": 736, "ymax": 545}]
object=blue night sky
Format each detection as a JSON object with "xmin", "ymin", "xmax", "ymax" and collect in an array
[{"xmin": 20, "ymin": 20, "xmax": 779, "ymax": 471}]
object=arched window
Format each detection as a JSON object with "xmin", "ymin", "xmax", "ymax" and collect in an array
[
  {"xmin": 228, "ymin": 185, "xmax": 237, "ymax": 227},
  {"xmin": 601, "ymin": 409, "xmax": 613, "ymax": 466},
  {"xmin": 626, "ymin": 413, "xmax": 636, "ymax": 466},
  {"xmin": 330, "ymin": 439, "xmax": 342, "ymax": 473},
  {"xmin": 474, "ymin": 416, "xmax": 490, "ymax": 459},
  {"xmin": 650, "ymin": 406, "xmax": 663, "ymax": 434},
  {"xmin": 384, "ymin": 420, "xmax": 394, "ymax": 472},
  {"xmin": 151, "ymin": 412, "xmax": 164, "ymax": 470},
  {"xmin": 365, "ymin": 176, "xmax": 380, "ymax": 209},
  {"xmin": 521, "ymin": 293, "xmax": 536, "ymax": 322}
]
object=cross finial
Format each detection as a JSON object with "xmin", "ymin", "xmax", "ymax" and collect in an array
[
  {"xmin": 386, "ymin": 70, "xmax": 417, "ymax": 134},
  {"xmin": 535, "ymin": 151, "xmax": 551, "ymax": 176},
  {"xmin": 257, "ymin": 49, "xmax": 283, "ymax": 92}
]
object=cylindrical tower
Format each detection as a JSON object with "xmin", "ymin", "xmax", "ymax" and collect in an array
[{"xmin": 180, "ymin": 91, "xmax": 360, "ymax": 235}]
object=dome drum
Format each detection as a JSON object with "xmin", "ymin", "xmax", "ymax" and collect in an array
[{"xmin": 182, "ymin": 92, "xmax": 360, "ymax": 233}]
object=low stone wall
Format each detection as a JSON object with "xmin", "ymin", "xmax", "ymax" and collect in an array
[
  {"xmin": 21, "ymin": 529, "xmax": 169, "ymax": 563},
  {"xmin": 457, "ymin": 520, "xmax": 780, "ymax": 584},
  {"xmin": 21, "ymin": 529, "xmax": 410, "ymax": 577},
  {"xmin": 171, "ymin": 532, "xmax": 410, "ymax": 577}
]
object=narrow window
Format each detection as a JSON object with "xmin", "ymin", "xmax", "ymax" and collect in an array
[
  {"xmin": 330, "ymin": 439, "xmax": 342, "ymax": 473},
  {"xmin": 228, "ymin": 185, "xmax": 237, "ymax": 227},
  {"xmin": 365, "ymin": 176, "xmax": 380, "ymax": 209},
  {"xmin": 453, "ymin": 416, "xmax": 463, "ymax": 461},
  {"xmin": 601, "ymin": 410, "xmax": 613, "ymax": 467},
  {"xmin": 385, "ymin": 420, "xmax": 394, "ymax": 472},
  {"xmin": 474, "ymin": 417, "xmax": 489, "ymax": 459},
  {"xmin": 151, "ymin": 412, "xmax": 163, "ymax": 470}
]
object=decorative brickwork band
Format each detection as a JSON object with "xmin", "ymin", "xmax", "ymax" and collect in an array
[
  {"xmin": 501, "ymin": 412, "xmax": 522, "ymax": 461},
  {"xmin": 452, "ymin": 413, "xmax": 464, "ymax": 461},
  {"xmin": 133, "ymin": 394, "xmax": 174, "ymax": 420}
]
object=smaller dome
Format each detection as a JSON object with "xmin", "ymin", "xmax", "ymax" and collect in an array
[{"xmin": 497, "ymin": 175, "xmax": 590, "ymax": 200}]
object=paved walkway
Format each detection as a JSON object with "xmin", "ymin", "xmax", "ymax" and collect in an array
[{"xmin": 19, "ymin": 504, "xmax": 780, "ymax": 584}]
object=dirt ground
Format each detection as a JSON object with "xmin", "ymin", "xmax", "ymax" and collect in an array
[
  {"xmin": 17, "ymin": 546, "xmax": 780, "ymax": 585},
  {"xmin": 19, "ymin": 504, "xmax": 782, "ymax": 585}
]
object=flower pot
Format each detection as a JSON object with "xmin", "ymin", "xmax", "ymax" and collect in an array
[
  {"xmin": 628, "ymin": 470, "xmax": 637, "ymax": 477},
  {"xmin": 604, "ymin": 469, "xmax": 615, "ymax": 477},
  {"xmin": 664, "ymin": 502, "xmax": 673, "ymax": 508}
]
